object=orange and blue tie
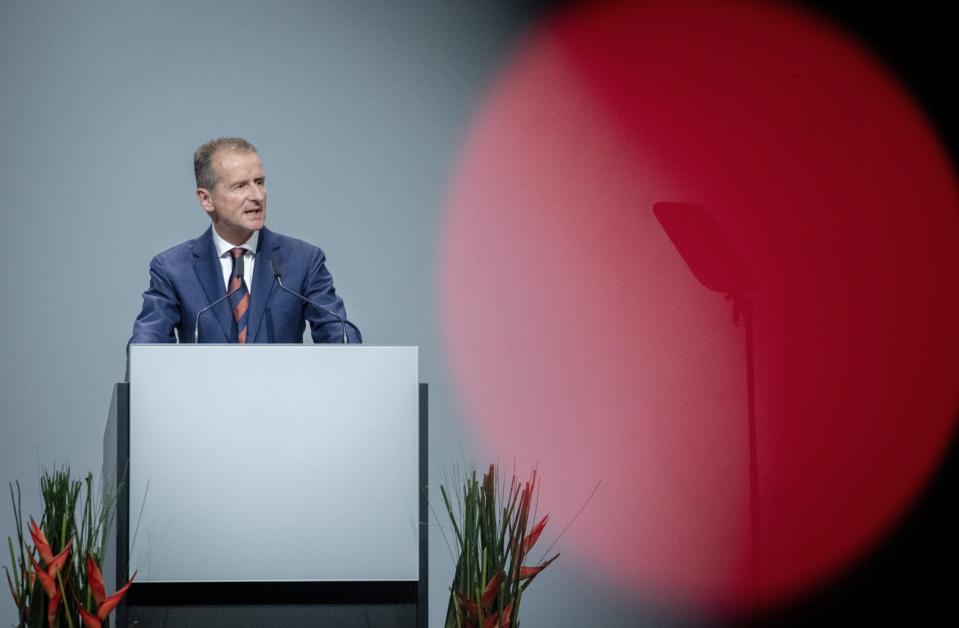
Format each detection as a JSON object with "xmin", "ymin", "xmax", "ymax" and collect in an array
[{"xmin": 229, "ymin": 247, "xmax": 250, "ymax": 343}]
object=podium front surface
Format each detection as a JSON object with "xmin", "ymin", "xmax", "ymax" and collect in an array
[{"xmin": 104, "ymin": 345, "xmax": 427, "ymax": 628}]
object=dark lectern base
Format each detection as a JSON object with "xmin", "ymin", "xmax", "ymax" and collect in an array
[
  {"xmin": 125, "ymin": 604, "xmax": 415, "ymax": 627},
  {"xmin": 120, "ymin": 581, "xmax": 420, "ymax": 627},
  {"xmin": 119, "ymin": 581, "xmax": 421, "ymax": 627}
]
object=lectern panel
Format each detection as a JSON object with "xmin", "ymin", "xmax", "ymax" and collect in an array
[{"xmin": 127, "ymin": 345, "xmax": 419, "ymax": 583}]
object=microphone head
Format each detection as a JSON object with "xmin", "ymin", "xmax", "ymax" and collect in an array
[{"xmin": 270, "ymin": 255, "xmax": 283, "ymax": 279}]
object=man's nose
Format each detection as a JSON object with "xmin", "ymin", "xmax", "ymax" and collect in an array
[{"xmin": 250, "ymin": 185, "xmax": 265, "ymax": 202}]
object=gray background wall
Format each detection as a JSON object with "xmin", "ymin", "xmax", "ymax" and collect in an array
[
  {"xmin": 0, "ymin": 1, "xmax": 658, "ymax": 626},
  {"xmin": 2, "ymin": 1, "xmax": 957, "ymax": 627}
]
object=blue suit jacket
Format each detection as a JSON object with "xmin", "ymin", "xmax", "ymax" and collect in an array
[{"xmin": 130, "ymin": 226, "xmax": 361, "ymax": 344}]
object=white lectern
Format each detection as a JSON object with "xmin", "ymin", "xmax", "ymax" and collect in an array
[{"xmin": 103, "ymin": 345, "xmax": 427, "ymax": 628}]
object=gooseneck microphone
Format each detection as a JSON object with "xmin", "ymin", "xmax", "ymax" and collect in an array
[
  {"xmin": 270, "ymin": 254, "xmax": 354, "ymax": 343},
  {"xmin": 193, "ymin": 259, "xmax": 244, "ymax": 343}
]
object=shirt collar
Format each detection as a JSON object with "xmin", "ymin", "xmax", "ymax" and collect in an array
[{"xmin": 212, "ymin": 228, "xmax": 259, "ymax": 258}]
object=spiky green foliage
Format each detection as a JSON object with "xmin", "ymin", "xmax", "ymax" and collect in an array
[
  {"xmin": 5, "ymin": 467, "xmax": 120, "ymax": 628},
  {"xmin": 440, "ymin": 465, "xmax": 558, "ymax": 628}
]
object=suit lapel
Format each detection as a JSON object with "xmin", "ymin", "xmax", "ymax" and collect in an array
[
  {"xmin": 192, "ymin": 227, "xmax": 232, "ymax": 342},
  {"xmin": 247, "ymin": 227, "xmax": 280, "ymax": 342}
]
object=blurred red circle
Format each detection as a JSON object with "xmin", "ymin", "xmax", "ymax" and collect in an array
[{"xmin": 440, "ymin": 0, "xmax": 959, "ymax": 616}]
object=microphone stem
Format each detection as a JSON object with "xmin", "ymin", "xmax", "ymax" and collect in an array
[{"xmin": 276, "ymin": 275, "xmax": 349, "ymax": 344}]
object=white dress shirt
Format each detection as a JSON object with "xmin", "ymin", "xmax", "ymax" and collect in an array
[{"xmin": 211, "ymin": 228, "xmax": 258, "ymax": 293}]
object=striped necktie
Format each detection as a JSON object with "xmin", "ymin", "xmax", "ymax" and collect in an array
[{"xmin": 228, "ymin": 247, "xmax": 250, "ymax": 343}]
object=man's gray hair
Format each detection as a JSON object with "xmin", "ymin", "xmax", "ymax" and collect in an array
[{"xmin": 194, "ymin": 137, "xmax": 258, "ymax": 190}]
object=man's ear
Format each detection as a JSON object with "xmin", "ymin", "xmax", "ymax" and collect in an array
[{"xmin": 197, "ymin": 188, "xmax": 215, "ymax": 216}]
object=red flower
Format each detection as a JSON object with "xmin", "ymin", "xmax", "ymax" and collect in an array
[
  {"xmin": 481, "ymin": 601, "xmax": 513, "ymax": 628},
  {"xmin": 77, "ymin": 554, "xmax": 136, "ymax": 628},
  {"xmin": 456, "ymin": 591, "xmax": 479, "ymax": 618},
  {"xmin": 46, "ymin": 591, "xmax": 61, "ymax": 627},
  {"xmin": 77, "ymin": 604, "xmax": 102, "ymax": 628},
  {"xmin": 29, "ymin": 529, "xmax": 72, "ymax": 628},
  {"xmin": 518, "ymin": 564, "xmax": 544, "ymax": 579},
  {"xmin": 86, "ymin": 555, "xmax": 106, "ymax": 605},
  {"xmin": 28, "ymin": 518, "xmax": 53, "ymax": 565},
  {"xmin": 521, "ymin": 515, "xmax": 548, "ymax": 555},
  {"xmin": 4, "ymin": 567, "xmax": 19, "ymax": 608},
  {"xmin": 28, "ymin": 517, "xmax": 72, "ymax": 578},
  {"xmin": 518, "ymin": 553, "xmax": 559, "ymax": 580},
  {"xmin": 30, "ymin": 555, "xmax": 57, "ymax": 599},
  {"xmin": 479, "ymin": 572, "xmax": 503, "ymax": 608},
  {"xmin": 455, "ymin": 571, "xmax": 508, "ymax": 626}
]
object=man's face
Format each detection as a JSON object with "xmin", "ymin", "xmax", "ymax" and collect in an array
[{"xmin": 197, "ymin": 150, "xmax": 267, "ymax": 245}]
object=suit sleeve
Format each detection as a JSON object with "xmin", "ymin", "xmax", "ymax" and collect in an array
[
  {"xmin": 129, "ymin": 254, "xmax": 181, "ymax": 344},
  {"xmin": 304, "ymin": 248, "xmax": 362, "ymax": 344}
]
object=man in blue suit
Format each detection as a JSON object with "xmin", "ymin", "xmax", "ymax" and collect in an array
[{"xmin": 130, "ymin": 137, "xmax": 361, "ymax": 344}]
